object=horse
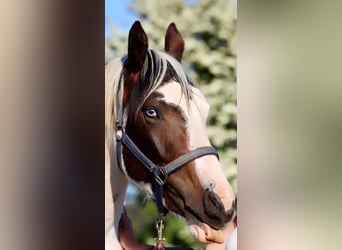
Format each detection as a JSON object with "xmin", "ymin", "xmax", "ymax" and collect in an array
[{"xmin": 105, "ymin": 21, "xmax": 236, "ymax": 250}]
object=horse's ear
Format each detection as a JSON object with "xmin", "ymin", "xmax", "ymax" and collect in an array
[
  {"xmin": 123, "ymin": 21, "xmax": 148, "ymax": 105},
  {"xmin": 127, "ymin": 21, "xmax": 148, "ymax": 73},
  {"xmin": 165, "ymin": 23, "xmax": 184, "ymax": 61}
]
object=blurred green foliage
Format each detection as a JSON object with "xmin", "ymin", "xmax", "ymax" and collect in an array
[
  {"xmin": 106, "ymin": 0, "xmax": 236, "ymax": 247},
  {"xmin": 126, "ymin": 194, "xmax": 205, "ymax": 248}
]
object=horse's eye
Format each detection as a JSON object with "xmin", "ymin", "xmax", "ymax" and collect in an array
[{"xmin": 144, "ymin": 108, "xmax": 159, "ymax": 119}]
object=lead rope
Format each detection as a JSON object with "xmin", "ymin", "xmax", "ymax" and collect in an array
[{"xmin": 154, "ymin": 217, "xmax": 166, "ymax": 250}]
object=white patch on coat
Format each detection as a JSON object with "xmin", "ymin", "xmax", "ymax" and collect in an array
[{"xmin": 158, "ymin": 82, "xmax": 235, "ymax": 211}]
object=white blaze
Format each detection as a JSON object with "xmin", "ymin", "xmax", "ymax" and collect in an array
[{"xmin": 158, "ymin": 82, "xmax": 235, "ymax": 211}]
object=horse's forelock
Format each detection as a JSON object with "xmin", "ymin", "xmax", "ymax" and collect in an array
[
  {"xmin": 125, "ymin": 49, "xmax": 193, "ymax": 123},
  {"xmin": 105, "ymin": 49, "xmax": 194, "ymax": 139}
]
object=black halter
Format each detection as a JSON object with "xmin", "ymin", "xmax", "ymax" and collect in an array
[{"xmin": 115, "ymin": 78, "xmax": 219, "ymax": 219}]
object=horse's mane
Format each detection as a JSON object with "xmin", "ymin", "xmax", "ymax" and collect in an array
[{"xmin": 105, "ymin": 49, "xmax": 194, "ymax": 143}]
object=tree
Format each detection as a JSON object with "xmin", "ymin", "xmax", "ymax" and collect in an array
[{"xmin": 106, "ymin": 0, "xmax": 236, "ymax": 246}]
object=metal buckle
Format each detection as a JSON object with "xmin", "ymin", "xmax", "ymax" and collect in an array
[
  {"xmin": 155, "ymin": 168, "xmax": 167, "ymax": 186},
  {"xmin": 115, "ymin": 122, "xmax": 123, "ymax": 141},
  {"xmin": 115, "ymin": 121, "xmax": 123, "ymax": 130}
]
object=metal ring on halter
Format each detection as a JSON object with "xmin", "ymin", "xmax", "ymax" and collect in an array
[
  {"xmin": 115, "ymin": 122, "xmax": 124, "ymax": 140},
  {"xmin": 115, "ymin": 130, "xmax": 123, "ymax": 141},
  {"xmin": 154, "ymin": 168, "xmax": 168, "ymax": 186}
]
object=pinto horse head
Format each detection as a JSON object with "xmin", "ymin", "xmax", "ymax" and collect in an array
[{"xmin": 108, "ymin": 21, "xmax": 235, "ymax": 244}]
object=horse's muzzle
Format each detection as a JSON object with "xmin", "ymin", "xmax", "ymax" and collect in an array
[{"xmin": 202, "ymin": 190, "xmax": 235, "ymax": 230}]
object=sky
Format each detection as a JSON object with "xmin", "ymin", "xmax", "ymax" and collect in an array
[
  {"xmin": 105, "ymin": 0, "xmax": 137, "ymax": 38},
  {"xmin": 105, "ymin": 0, "xmax": 237, "ymax": 38}
]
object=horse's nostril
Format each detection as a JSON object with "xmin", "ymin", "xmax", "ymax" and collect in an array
[
  {"xmin": 203, "ymin": 190, "xmax": 225, "ymax": 217},
  {"xmin": 209, "ymin": 192, "xmax": 223, "ymax": 210},
  {"xmin": 202, "ymin": 190, "xmax": 235, "ymax": 229}
]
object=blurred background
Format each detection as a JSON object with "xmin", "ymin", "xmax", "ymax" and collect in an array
[
  {"xmin": 2, "ymin": 0, "xmax": 342, "ymax": 249},
  {"xmin": 105, "ymin": 0, "xmax": 237, "ymax": 247}
]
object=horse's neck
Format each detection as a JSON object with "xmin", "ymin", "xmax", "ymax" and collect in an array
[{"xmin": 105, "ymin": 141, "xmax": 128, "ymax": 250}]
